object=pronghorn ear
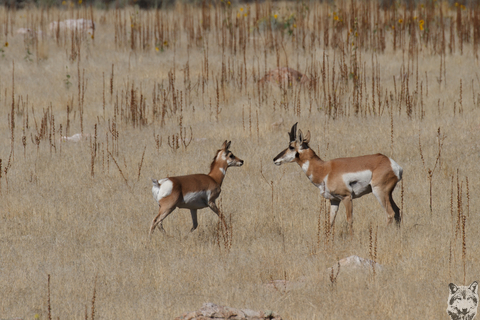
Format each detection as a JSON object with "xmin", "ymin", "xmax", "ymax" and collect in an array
[
  {"xmin": 297, "ymin": 129, "xmax": 304, "ymax": 144},
  {"xmin": 304, "ymin": 130, "xmax": 311, "ymax": 144},
  {"xmin": 221, "ymin": 140, "xmax": 228, "ymax": 150},
  {"xmin": 225, "ymin": 140, "xmax": 231, "ymax": 151}
]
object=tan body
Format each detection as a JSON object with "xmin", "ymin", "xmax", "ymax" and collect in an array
[
  {"xmin": 274, "ymin": 123, "xmax": 403, "ymax": 229},
  {"xmin": 150, "ymin": 141, "xmax": 243, "ymax": 235}
]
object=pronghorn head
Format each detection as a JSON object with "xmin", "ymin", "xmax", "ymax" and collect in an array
[
  {"xmin": 212, "ymin": 141, "xmax": 244, "ymax": 172},
  {"xmin": 223, "ymin": 140, "xmax": 244, "ymax": 167},
  {"xmin": 273, "ymin": 123, "xmax": 310, "ymax": 166}
]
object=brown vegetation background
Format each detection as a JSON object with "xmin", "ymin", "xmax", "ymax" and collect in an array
[{"xmin": 0, "ymin": 1, "xmax": 479, "ymax": 319}]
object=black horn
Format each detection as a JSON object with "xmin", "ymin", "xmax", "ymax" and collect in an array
[{"xmin": 288, "ymin": 122, "xmax": 298, "ymax": 142}]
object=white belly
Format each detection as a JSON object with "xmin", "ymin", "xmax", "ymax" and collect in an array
[{"xmin": 178, "ymin": 191, "xmax": 210, "ymax": 209}]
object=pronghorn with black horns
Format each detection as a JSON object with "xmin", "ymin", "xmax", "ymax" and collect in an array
[
  {"xmin": 273, "ymin": 123, "xmax": 403, "ymax": 231},
  {"xmin": 150, "ymin": 140, "xmax": 244, "ymax": 235}
]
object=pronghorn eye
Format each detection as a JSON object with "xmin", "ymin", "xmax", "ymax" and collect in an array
[
  {"xmin": 289, "ymin": 146, "xmax": 294, "ymax": 150},
  {"xmin": 229, "ymin": 154, "xmax": 234, "ymax": 159}
]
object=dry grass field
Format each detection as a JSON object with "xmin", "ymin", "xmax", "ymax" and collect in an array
[{"xmin": 1, "ymin": 1, "xmax": 480, "ymax": 319}]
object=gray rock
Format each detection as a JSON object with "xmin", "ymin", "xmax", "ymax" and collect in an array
[{"xmin": 175, "ymin": 302, "xmax": 283, "ymax": 320}]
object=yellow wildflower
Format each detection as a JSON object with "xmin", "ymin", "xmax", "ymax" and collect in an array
[
  {"xmin": 4, "ymin": 42, "xmax": 8, "ymax": 47},
  {"xmin": 293, "ymin": 24, "xmax": 296, "ymax": 28},
  {"xmin": 163, "ymin": 40, "xmax": 168, "ymax": 46},
  {"xmin": 398, "ymin": 19, "xmax": 403, "ymax": 23},
  {"xmin": 62, "ymin": 0, "xmax": 66, "ymax": 4},
  {"xmin": 274, "ymin": 14, "xmax": 278, "ymax": 19},
  {"xmin": 155, "ymin": 47, "xmax": 159, "ymax": 52},
  {"xmin": 461, "ymin": 4, "xmax": 466, "ymax": 10},
  {"xmin": 392, "ymin": 25, "xmax": 395, "ymax": 29},
  {"xmin": 240, "ymin": 7, "xmax": 243, "ymax": 11},
  {"xmin": 455, "ymin": 2, "xmax": 459, "ymax": 6},
  {"xmin": 419, "ymin": 20, "xmax": 424, "ymax": 31},
  {"xmin": 244, "ymin": 13, "xmax": 248, "ymax": 17},
  {"xmin": 78, "ymin": 0, "xmax": 82, "ymax": 4}
]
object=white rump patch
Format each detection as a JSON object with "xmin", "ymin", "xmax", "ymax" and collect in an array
[
  {"xmin": 389, "ymin": 158, "xmax": 403, "ymax": 181},
  {"xmin": 302, "ymin": 160, "xmax": 310, "ymax": 173},
  {"xmin": 179, "ymin": 191, "xmax": 210, "ymax": 209},
  {"xmin": 342, "ymin": 170, "xmax": 373, "ymax": 198},
  {"xmin": 152, "ymin": 178, "xmax": 173, "ymax": 203}
]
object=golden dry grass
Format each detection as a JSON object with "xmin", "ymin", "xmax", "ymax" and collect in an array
[{"xmin": 0, "ymin": 1, "xmax": 480, "ymax": 319}]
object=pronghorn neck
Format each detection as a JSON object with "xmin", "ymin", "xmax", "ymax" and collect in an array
[
  {"xmin": 208, "ymin": 152, "xmax": 228, "ymax": 185},
  {"xmin": 296, "ymin": 148, "xmax": 322, "ymax": 166},
  {"xmin": 296, "ymin": 148, "xmax": 325, "ymax": 177}
]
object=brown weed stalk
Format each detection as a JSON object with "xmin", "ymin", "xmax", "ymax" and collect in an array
[
  {"xmin": 47, "ymin": 274, "xmax": 52, "ymax": 320},
  {"xmin": 137, "ymin": 145, "xmax": 146, "ymax": 181},
  {"xmin": 108, "ymin": 150, "xmax": 128, "ymax": 187},
  {"xmin": 462, "ymin": 214, "xmax": 467, "ymax": 285},
  {"xmin": 91, "ymin": 274, "xmax": 97, "ymax": 320},
  {"xmin": 329, "ymin": 259, "xmax": 340, "ymax": 288},
  {"xmin": 418, "ymin": 127, "xmax": 445, "ymax": 214}
]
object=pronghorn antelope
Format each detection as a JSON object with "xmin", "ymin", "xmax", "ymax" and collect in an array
[
  {"xmin": 273, "ymin": 123, "xmax": 403, "ymax": 230},
  {"xmin": 150, "ymin": 140, "xmax": 244, "ymax": 235}
]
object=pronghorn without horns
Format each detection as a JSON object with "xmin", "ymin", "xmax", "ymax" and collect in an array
[
  {"xmin": 150, "ymin": 140, "xmax": 244, "ymax": 235},
  {"xmin": 273, "ymin": 123, "xmax": 403, "ymax": 230}
]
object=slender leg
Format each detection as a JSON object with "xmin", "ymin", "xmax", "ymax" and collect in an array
[
  {"xmin": 389, "ymin": 191, "xmax": 401, "ymax": 225},
  {"xmin": 372, "ymin": 186, "xmax": 387, "ymax": 210},
  {"xmin": 329, "ymin": 199, "xmax": 341, "ymax": 226},
  {"xmin": 150, "ymin": 205, "xmax": 176, "ymax": 235},
  {"xmin": 207, "ymin": 201, "xmax": 220, "ymax": 216},
  {"xmin": 208, "ymin": 201, "xmax": 227, "ymax": 229},
  {"xmin": 190, "ymin": 209, "xmax": 198, "ymax": 232},
  {"xmin": 342, "ymin": 196, "xmax": 353, "ymax": 235},
  {"xmin": 372, "ymin": 185, "xmax": 401, "ymax": 226}
]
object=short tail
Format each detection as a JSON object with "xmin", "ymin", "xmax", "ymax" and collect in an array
[
  {"xmin": 151, "ymin": 178, "xmax": 160, "ymax": 188},
  {"xmin": 397, "ymin": 166, "xmax": 403, "ymax": 181}
]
